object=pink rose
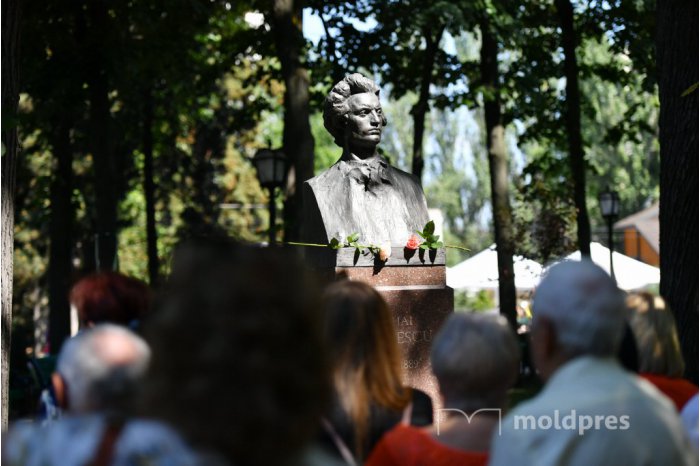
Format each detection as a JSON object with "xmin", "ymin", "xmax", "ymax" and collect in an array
[{"xmin": 405, "ymin": 234, "xmax": 421, "ymax": 250}]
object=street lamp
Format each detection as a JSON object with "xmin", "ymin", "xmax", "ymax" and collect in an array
[
  {"xmin": 598, "ymin": 187, "xmax": 620, "ymax": 281},
  {"xmin": 253, "ymin": 148, "xmax": 287, "ymax": 246}
]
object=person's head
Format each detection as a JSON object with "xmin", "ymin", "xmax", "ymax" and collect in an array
[
  {"xmin": 530, "ymin": 260, "xmax": 626, "ymax": 381},
  {"xmin": 323, "ymin": 73, "xmax": 387, "ymax": 151},
  {"xmin": 431, "ymin": 313, "xmax": 519, "ymax": 413},
  {"xmin": 51, "ymin": 324, "xmax": 151, "ymax": 415},
  {"xmin": 626, "ymin": 292, "xmax": 685, "ymax": 377},
  {"xmin": 320, "ymin": 279, "xmax": 409, "ymax": 459},
  {"xmin": 70, "ymin": 271, "xmax": 150, "ymax": 330},
  {"xmin": 140, "ymin": 238, "xmax": 329, "ymax": 466}
]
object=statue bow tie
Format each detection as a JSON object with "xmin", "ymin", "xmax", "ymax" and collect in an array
[{"xmin": 342, "ymin": 158, "xmax": 390, "ymax": 191}]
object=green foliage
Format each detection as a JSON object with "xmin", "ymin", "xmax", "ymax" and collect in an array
[
  {"xmin": 454, "ymin": 290, "xmax": 496, "ymax": 312},
  {"xmin": 324, "ymin": 232, "xmax": 389, "ymax": 261},
  {"xmin": 416, "ymin": 221, "xmax": 443, "ymax": 250},
  {"xmin": 310, "ymin": 111, "xmax": 339, "ymax": 173},
  {"xmin": 12, "ymin": 0, "xmax": 663, "ymax": 363},
  {"xmin": 12, "ymin": 0, "xmax": 285, "ymax": 354}
]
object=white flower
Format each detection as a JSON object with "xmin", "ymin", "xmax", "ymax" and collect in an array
[{"xmin": 378, "ymin": 242, "xmax": 392, "ymax": 262}]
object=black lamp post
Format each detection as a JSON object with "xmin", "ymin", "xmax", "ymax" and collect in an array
[
  {"xmin": 253, "ymin": 148, "xmax": 287, "ymax": 246},
  {"xmin": 598, "ymin": 187, "xmax": 620, "ymax": 281}
]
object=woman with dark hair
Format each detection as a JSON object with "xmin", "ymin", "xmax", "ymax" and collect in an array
[
  {"xmin": 319, "ymin": 279, "xmax": 412, "ymax": 464},
  {"xmin": 139, "ymin": 238, "xmax": 332, "ymax": 466},
  {"xmin": 70, "ymin": 272, "xmax": 150, "ymax": 331}
]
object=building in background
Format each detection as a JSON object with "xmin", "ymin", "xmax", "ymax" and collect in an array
[{"xmin": 614, "ymin": 203, "xmax": 659, "ymax": 267}]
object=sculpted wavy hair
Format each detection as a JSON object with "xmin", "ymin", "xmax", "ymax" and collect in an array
[
  {"xmin": 320, "ymin": 279, "xmax": 410, "ymax": 459},
  {"xmin": 139, "ymin": 238, "xmax": 330, "ymax": 466},
  {"xmin": 323, "ymin": 73, "xmax": 387, "ymax": 147}
]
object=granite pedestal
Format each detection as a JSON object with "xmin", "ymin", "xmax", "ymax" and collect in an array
[{"xmin": 313, "ymin": 247, "xmax": 454, "ymax": 413}]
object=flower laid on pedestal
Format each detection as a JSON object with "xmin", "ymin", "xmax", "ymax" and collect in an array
[
  {"xmin": 405, "ymin": 234, "xmax": 421, "ymax": 250},
  {"xmin": 286, "ymin": 221, "xmax": 468, "ymax": 261}
]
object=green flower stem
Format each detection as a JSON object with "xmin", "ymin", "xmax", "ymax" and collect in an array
[
  {"xmin": 286, "ymin": 240, "xmax": 468, "ymax": 253},
  {"xmin": 285, "ymin": 241, "xmax": 328, "ymax": 248}
]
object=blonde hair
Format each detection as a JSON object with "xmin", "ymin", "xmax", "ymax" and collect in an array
[
  {"xmin": 320, "ymin": 280, "xmax": 410, "ymax": 459},
  {"xmin": 626, "ymin": 292, "xmax": 685, "ymax": 377}
]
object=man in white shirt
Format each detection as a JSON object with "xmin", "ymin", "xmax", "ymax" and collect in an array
[{"xmin": 490, "ymin": 260, "xmax": 695, "ymax": 466}]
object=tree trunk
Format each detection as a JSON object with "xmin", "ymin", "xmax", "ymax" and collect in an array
[
  {"xmin": 48, "ymin": 121, "xmax": 74, "ymax": 355},
  {"xmin": 87, "ymin": 0, "xmax": 118, "ymax": 270},
  {"xmin": 555, "ymin": 0, "xmax": 591, "ymax": 258},
  {"xmin": 657, "ymin": 0, "xmax": 698, "ymax": 384},
  {"xmin": 480, "ymin": 16, "xmax": 517, "ymax": 329},
  {"xmin": 271, "ymin": 0, "xmax": 315, "ymax": 242},
  {"xmin": 143, "ymin": 87, "xmax": 159, "ymax": 286},
  {"xmin": 2, "ymin": 0, "xmax": 21, "ymax": 431},
  {"xmin": 411, "ymin": 25, "xmax": 444, "ymax": 184}
]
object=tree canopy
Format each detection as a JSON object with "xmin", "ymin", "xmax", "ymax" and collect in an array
[{"xmin": 6, "ymin": 0, "xmax": 697, "ymax": 418}]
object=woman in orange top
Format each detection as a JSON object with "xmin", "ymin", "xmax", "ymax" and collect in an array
[
  {"xmin": 627, "ymin": 292, "xmax": 698, "ymax": 410},
  {"xmin": 367, "ymin": 313, "xmax": 520, "ymax": 466}
]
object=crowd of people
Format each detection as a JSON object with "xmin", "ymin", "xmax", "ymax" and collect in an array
[{"xmin": 3, "ymin": 237, "xmax": 698, "ymax": 465}]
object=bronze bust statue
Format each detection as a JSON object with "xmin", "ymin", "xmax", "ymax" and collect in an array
[{"xmin": 303, "ymin": 73, "xmax": 430, "ymax": 246}]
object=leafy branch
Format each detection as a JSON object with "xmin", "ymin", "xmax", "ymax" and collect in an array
[{"xmin": 415, "ymin": 220, "xmax": 443, "ymax": 250}]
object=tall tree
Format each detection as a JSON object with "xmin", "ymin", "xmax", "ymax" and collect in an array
[
  {"xmin": 87, "ymin": 0, "xmax": 120, "ymax": 270},
  {"xmin": 47, "ymin": 120, "xmax": 74, "ymax": 354},
  {"xmin": 2, "ymin": 0, "xmax": 21, "ymax": 430},
  {"xmin": 270, "ymin": 0, "xmax": 315, "ymax": 242},
  {"xmin": 480, "ymin": 13, "xmax": 516, "ymax": 328},
  {"xmin": 18, "ymin": 0, "xmax": 86, "ymax": 355},
  {"xmin": 311, "ymin": 1, "xmax": 463, "ymax": 185},
  {"xmin": 555, "ymin": 0, "xmax": 591, "ymax": 257},
  {"xmin": 656, "ymin": 0, "xmax": 698, "ymax": 383},
  {"xmin": 411, "ymin": 23, "xmax": 445, "ymax": 182}
]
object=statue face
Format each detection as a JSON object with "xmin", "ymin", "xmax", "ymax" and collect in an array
[{"xmin": 345, "ymin": 92, "xmax": 383, "ymax": 151}]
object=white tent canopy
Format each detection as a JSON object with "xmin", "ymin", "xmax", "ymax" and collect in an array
[
  {"xmin": 557, "ymin": 242, "xmax": 660, "ymax": 291},
  {"xmin": 447, "ymin": 242, "xmax": 659, "ymax": 293},
  {"xmin": 447, "ymin": 245, "xmax": 543, "ymax": 291}
]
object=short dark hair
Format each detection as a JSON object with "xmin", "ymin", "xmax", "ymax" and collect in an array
[{"xmin": 70, "ymin": 272, "xmax": 150, "ymax": 327}]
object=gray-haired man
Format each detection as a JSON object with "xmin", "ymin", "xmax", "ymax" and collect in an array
[
  {"xmin": 3, "ymin": 325, "xmax": 203, "ymax": 466},
  {"xmin": 490, "ymin": 260, "xmax": 695, "ymax": 466}
]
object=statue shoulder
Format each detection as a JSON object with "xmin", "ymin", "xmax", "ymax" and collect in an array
[
  {"xmin": 305, "ymin": 163, "xmax": 342, "ymax": 191},
  {"xmin": 386, "ymin": 165, "xmax": 423, "ymax": 191}
]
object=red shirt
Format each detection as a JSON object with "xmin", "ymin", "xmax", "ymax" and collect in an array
[
  {"xmin": 366, "ymin": 424, "xmax": 488, "ymax": 466},
  {"xmin": 640, "ymin": 373, "xmax": 698, "ymax": 411}
]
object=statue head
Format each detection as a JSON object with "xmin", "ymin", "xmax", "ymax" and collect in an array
[{"xmin": 323, "ymin": 73, "xmax": 388, "ymax": 149}]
